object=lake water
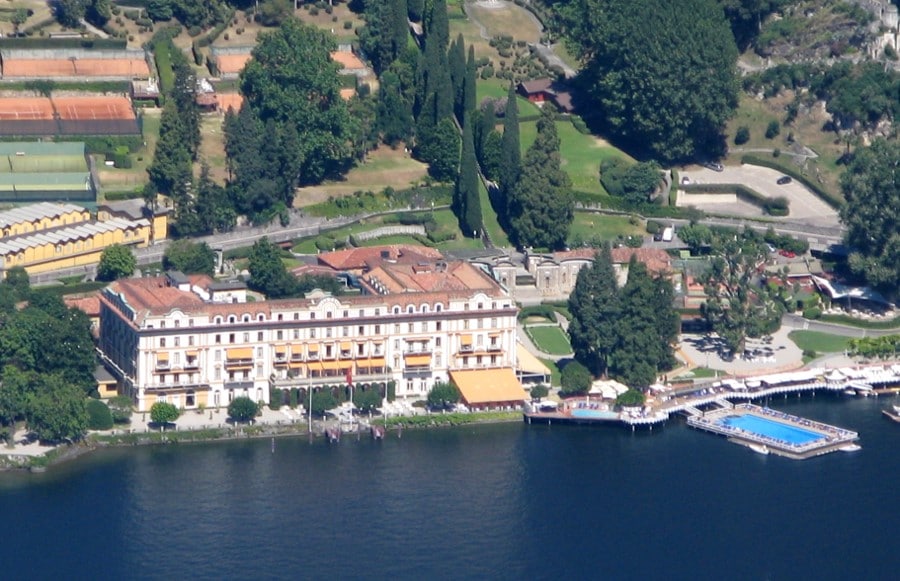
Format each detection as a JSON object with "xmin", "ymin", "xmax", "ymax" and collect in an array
[{"xmin": 2, "ymin": 394, "xmax": 898, "ymax": 580}]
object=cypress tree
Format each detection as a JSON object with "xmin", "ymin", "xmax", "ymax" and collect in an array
[
  {"xmin": 455, "ymin": 113, "xmax": 481, "ymax": 237},
  {"xmin": 508, "ymin": 109, "xmax": 572, "ymax": 249},
  {"xmin": 426, "ymin": 117, "xmax": 461, "ymax": 182},
  {"xmin": 499, "ymin": 84, "xmax": 521, "ymax": 217},
  {"xmin": 449, "ymin": 33, "xmax": 466, "ymax": 123},
  {"xmin": 408, "ymin": 0, "xmax": 425, "ymax": 22},
  {"xmin": 464, "ymin": 44, "xmax": 477, "ymax": 116},
  {"xmin": 568, "ymin": 245, "xmax": 620, "ymax": 377},
  {"xmin": 377, "ymin": 70, "xmax": 414, "ymax": 145}
]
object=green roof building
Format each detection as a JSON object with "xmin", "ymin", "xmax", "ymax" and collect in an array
[{"xmin": 0, "ymin": 142, "xmax": 94, "ymax": 203}]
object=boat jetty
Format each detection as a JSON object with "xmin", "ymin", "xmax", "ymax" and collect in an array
[{"xmin": 523, "ymin": 363, "xmax": 900, "ymax": 457}]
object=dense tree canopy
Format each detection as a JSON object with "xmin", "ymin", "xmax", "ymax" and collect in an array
[
  {"xmin": 163, "ymin": 240, "xmax": 216, "ymax": 276},
  {"xmin": 237, "ymin": 20, "xmax": 354, "ymax": 197},
  {"xmin": 228, "ymin": 396, "xmax": 259, "ymax": 423},
  {"xmin": 427, "ymin": 381, "xmax": 461, "ymax": 410},
  {"xmin": 97, "ymin": 244, "xmax": 136, "ymax": 282},
  {"xmin": 568, "ymin": 246, "xmax": 678, "ymax": 386},
  {"xmin": 150, "ymin": 402, "xmax": 180, "ymax": 425},
  {"xmin": 700, "ymin": 228, "xmax": 783, "ymax": 354},
  {"xmin": 839, "ymin": 139, "xmax": 900, "ymax": 294},
  {"xmin": 508, "ymin": 112, "xmax": 572, "ymax": 249},
  {"xmin": 247, "ymin": 238, "xmax": 297, "ymax": 299},
  {"xmin": 560, "ymin": 360, "xmax": 592, "ymax": 396},
  {"xmin": 567, "ymin": 0, "xmax": 739, "ymax": 162}
]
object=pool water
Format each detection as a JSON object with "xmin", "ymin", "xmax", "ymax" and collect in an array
[
  {"xmin": 571, "ymin": 409, "xmax": 619, "ymax": 420},
  {"xmin": 718, "ymin": 414, "xmax": 824, "ymax": 445}
]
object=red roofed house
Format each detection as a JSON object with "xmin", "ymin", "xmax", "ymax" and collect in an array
[{"xmin": 517, "ymin": 78, "xmax": 575, "ymax": 113}]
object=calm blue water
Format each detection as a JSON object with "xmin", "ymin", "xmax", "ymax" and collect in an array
[
  {"xmin": 721, "ymin": 413, "xmax": 824, "ymax": 444},
  {"xmin": 2, "ymin": 395, "xmax": 899, "ymax": 580},
  {"xmin": 570, "ymin": 408, "xmax": 618, "ymax": 419}
]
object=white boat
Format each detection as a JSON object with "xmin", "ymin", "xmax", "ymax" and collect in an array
[
  {"xmin": 892, "ymin": 404, "xmax": 900, "ymax": 415},
  {"xmin": 839, "ymin": 444, "xmax": 861, "ymax": 452},
  {"xmin": 748, "ymin": 442, "xmax": 769, "ymax": 455},
  {"xmin": 843, "ymin": 389, "xmax": 857, "ymax": 396}
]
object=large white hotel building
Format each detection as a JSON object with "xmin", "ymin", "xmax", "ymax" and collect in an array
[{"xmin": 98, "ymin": 246, "xmax": 529, "ymax": 412}]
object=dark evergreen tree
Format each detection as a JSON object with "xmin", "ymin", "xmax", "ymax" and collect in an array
[
  {"xmin": 455, "ymin": 114, "xmax": 481, "ymax": 237},
  {"xmin": 480, "ymin": 130, "xmax": 503, "ymax": 182},
  {"xmin": 568, "ymin": 246, "xmax": 620, "ymax": 377},
  {"xmin": 425, "ymin": 117, "xmax": 461, "ymax": 182},
  {"xmin": 498, "ymin": 84, "xmax": 521, "ymax": 218},
  {"xmin": 610, "ymin": 259, "xmax": 670, "ymax": 388},
  {"xmin": 508, "ymin": 111, "xmax": 572, "ymax": 249},
  {"xmin": 408, "ymin": 0, "xmax": 424, "ymax": 22},
  {"xmin": 464, "ymin": 45, "xmax": 477, "ymax": 116},
  {"xmin": 377, "ymin": 71, "xmax": 414, "ymax": 145},
  {"xmin": 449, "ymin": 34, "xmax": 466, "ymax": 123}
]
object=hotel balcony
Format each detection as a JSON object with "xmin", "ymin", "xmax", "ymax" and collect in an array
[
  {"xmin": 144, "ymin": 381, "xmax": 208, "ymax": 392},
  {"xmin": 224, "ymin": 380, "xmax": 255, "ymax": 390}
]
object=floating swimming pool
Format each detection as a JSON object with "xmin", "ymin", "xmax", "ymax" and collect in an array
[
  {"xmin": 718, "ymin": 414, "xmax": 824, "ymax": 445},
  {"xmin": 570, "ymin": 409, "xmax": 619, "ymax": 420}
]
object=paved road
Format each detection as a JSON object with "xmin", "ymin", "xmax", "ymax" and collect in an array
[{"xmin": 782, "ymin": 313, "xmax": 900, "ymax": 338}]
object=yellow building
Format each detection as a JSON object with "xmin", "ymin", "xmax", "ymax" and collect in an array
[{"xmin": 0, "ymin": 201, "xmax": 166, "ymax": 277}]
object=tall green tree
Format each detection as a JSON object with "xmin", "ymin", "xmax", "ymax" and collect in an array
[
  {"xmin": 701, "ymin": 229, "xmax": 783, "ymax": 355},
  {"xmin": 610, "ymin": 258, "xmax": 675, "ymax": 388},
  {"xmin": 568, "ymin": 0, "xmax": 739, "ymax": 162},
  {"xmin": 239, "ymin": 20, "xmax": 354, "ymax": 189},
  {"xmin": 97, "ymin": 244, "xmax": 136, "ymax": 282},
  {"xmin": 455, "ymin": 113, "xmax": 482, "ymax": 237},
  {"xmin": 839, "ymin": 138, "xmax": 900, "ymax": 293},
  {"xmin": 449, "ymin": 34, "xmax": 466, "ymax": 123},
  {"xmin": 498, "ymin": 84, "xmax": 521, "ymax": 218},
  {"xmin": 508, "ymin": 111, "xmax": 572, "ymax": 249},
  {"xmin": 568, "ymin": 246, "xmax": 620, "ymax": 377},
  {"xmin": 427, "ymin": 381, "xmax": 461, "ymax": 410},
  {"xmin": 26, "ymin": 374, "xmax": 88, "ymax": 443},
  {"xmin": 422, "ymin": 117, "xmax": 461, "ymax": 182},
  {"xmin": 377, "ymin": 69, "xmax": 415, "ymax": 145},
  {"xmin": 163, "ymin": 240, "xmax": 216, "ymax": 276},
  {"xmin": 228, "ymin": 396, "xmax": 259, "ymax": 423},
  {"xmin": 247, "ymin": 238, "xmax": 297, "ymax": 299},
  {"xmin": 464, "ymin": 45, "xmax": 477, "ymax": 116}
]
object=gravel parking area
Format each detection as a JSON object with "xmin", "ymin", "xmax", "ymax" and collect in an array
[{"xmin": 679, "ymin": 165, "xmax": 840, "ymax": 228}]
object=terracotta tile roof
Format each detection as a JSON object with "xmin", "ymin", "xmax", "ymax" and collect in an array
[
  {"xmin": 64, "ymin": 295, "xmax": 100, "ymax": 317},
  {"xmin": 551, "ymin": 248, "xmax": 597, "ymax": 261},
  {"xmin": 610, "ymin": 247, "xmax": 672, "ymax": 274},
  {"xmin": 362, "ymin": 260, "xmax": 501, "ymax": 295},
  {"xmin": 519, "ymin": 78, "xmax": 554, "ymax": 94},
  {"xmin": 317, "ymin": 245, "xmax": 443, "ymax": 271}
]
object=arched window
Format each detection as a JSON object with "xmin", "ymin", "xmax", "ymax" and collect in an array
[
  {"xmin": 435, "ymin": 304, "xmax": 443, "ymax": 312},
  {"xmin": 214, "ymin": 316, "xmax": 223, "ymax": 324},
  {"xmin": 407, "ymin": 305, "xmax": 415, "ymax": 314},
  {"xmin": 242, "ymin": 314, "xmax": 251, "ymax": 322},
  {"xmin": 421, "ymin": 304, "xmax": 430, "ymax": 313},
  {"xmin": 228, "ymin": 315, "xmax": 236, "ymax": 324},
  {"xmin": 392, "ymin": 306, "xmax": 401, "ymax": 315}
]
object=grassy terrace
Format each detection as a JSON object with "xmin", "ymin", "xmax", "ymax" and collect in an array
[
  {"xmin": 519, "ymin": 120, "xmax": 633, "ymax": 197},
  {"xmin": 526, "ymin": 325, "xmax": 573, "ymax": 355},
  {"xmin": 788, "ymin": 331, "xmax": 852, "ymax": 353},
  {"xmin": 567, "ymin": 212, "xmax": 644, "ymax": 245}
]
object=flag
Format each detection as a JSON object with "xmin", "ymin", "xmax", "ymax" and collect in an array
[{"xmin": 345, "ymin": 366, "xmax": 353, "ymax": 386}]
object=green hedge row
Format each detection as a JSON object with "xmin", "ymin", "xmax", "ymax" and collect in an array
[
  {"xmin": 740, "ymin": 154, "xmax": 844, "ymax": 209},
  {"xmin": 0, "ymin": 37, "xmax": 127, "ymax": 49},
  {"xmin": 104, "ymin": 190, "xmax": 144, "ymax": 201},
  {"xmin": 681, "ymin": 183, "xmax": 788, "ymax": 216}
]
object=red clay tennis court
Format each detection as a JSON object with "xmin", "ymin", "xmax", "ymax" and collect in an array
[
  {"xmin": 215, "ymin": 54, "xmax": 252, "ymax": 76},
  {"xmin": 0, "ymin": 97, "xmax": 55, "ymax": 120},
  {"xmin": 1, "ymin": 58, "xmax": 151, "ymax": 79},
  {"xmin": 215, "ymin": 93, "xmax": 244, "ymax": 112},
  {"xmin": 52, "ymin": 96, "xmax": 136, "ymax": 120}
]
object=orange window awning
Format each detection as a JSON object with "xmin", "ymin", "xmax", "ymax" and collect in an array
[
  {"xmin": 321, "ymin": 360, "xmax": 352, "ymax": 371},
  {"xmin": 274, "ymin": 345, "xmax": 287, "ymax": 354},
  {"xmin": 460, "ymin": 334, "xmax": 473, "ymax": 346},
  {"xmin": 488, "ymin": 332, "xmax": 501, "ymax": 338},
  {"xmin": 405, "ymin": 354, "xmax": 431, "ymax": 366},
  {"xmin": 365, "ymin": 357, "xmax": 386, "ymax": 367},
  {"xmin": 185, "ymin": 350, "xmax": 198, "ymax": 357},
  {"xmin": 307, "ymin": 344, "xmax": 319, "ymax": 353},
  {"xmin": 450, "ymin": 368, "xmax": 527, "ymax": 405},
  {"xmin": 156, "ymin": 352, "xmax": 169, "ymax": 362},
  {"xmin": 340, "ymin": 341, "xmax": 352, "ymax": 351},
  {"xmin": 226, "ymin": 347, "xmax": 253, "ymax": 359}
]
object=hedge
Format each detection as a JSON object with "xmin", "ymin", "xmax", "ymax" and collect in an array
[
  {"xmin": 681, "ymin": 183, "xmax": 788, "ymax": 216},
  {"xmin": 0, "ymin": 37, "xmax": 127, "ymax": 50},
  {"xmin": 740, "ymin": 154, "xmax": 844, "ymax": 209},
  {"xmin": 104, "ymin": 190, "xmax": 144, "ymax": 201}
]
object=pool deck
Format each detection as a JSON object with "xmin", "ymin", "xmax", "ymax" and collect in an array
[{"xmin": 687, "ymin": 403, "xmax": 859, "ymax": 460}]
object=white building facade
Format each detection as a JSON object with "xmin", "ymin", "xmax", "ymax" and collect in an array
[{"xmin": 99, "ymin": 272, "xmax": 519, "ymax": 412}]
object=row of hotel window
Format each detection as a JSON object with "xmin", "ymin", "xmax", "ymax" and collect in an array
[
  {"xmin": 155, "ymin": 321, "xmax": 506, "ymax": 348},
  {"xmin": 149, "ymin": 301, "xmax": 512, "ymax": 328}
]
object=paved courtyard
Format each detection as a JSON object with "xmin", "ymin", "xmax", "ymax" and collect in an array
[
  {"xmin": 678, "ymin": 326, "xmax": 804, "ymax": 377},
  {"xmin": 678, "ymin": 165, "xmax": 840, "ymax": 228}
]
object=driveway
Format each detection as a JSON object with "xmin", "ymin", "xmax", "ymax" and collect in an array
[{"xmin": 678, "ymin": 165, "xmax": 841, "ymax": 229}]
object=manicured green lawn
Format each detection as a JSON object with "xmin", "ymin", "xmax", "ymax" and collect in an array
[
  {"xmin": 539, "ymin": 357, "xmax": 562, "ymax": 387},
  {"xmin": 519, "ymin": 119, "xmax": 633, "ymax": 196},
  {"xmin": 788, "ymin": 331, "xmax": 852, "ymax": 353},
  {"xmin": 476, "ymin": 78, "xmax": 542, "ymax": 117},
  {"xmin": 567, "ymin": 212, "xmax": 644, "ymax": 244},
  {"xmin": 526, "ymin": 325, "xmax": 573, "ymax": 355}
]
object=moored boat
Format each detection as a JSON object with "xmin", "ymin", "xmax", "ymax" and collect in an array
[{"xmin": 748, "ymin": 442, "xmax": 769, "ymax": 455}]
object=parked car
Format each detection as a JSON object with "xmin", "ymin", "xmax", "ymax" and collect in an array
[
  {"xmin": 703, "ymin": 161, "xmax": 724, "ymax": 172},
  {"xmin": 778, "ymin": 249, "xmax": 796, "ymax": 258},
  {"xmin": 777, "ymin": 176, "xmax": 792, "ymax": 185}
]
